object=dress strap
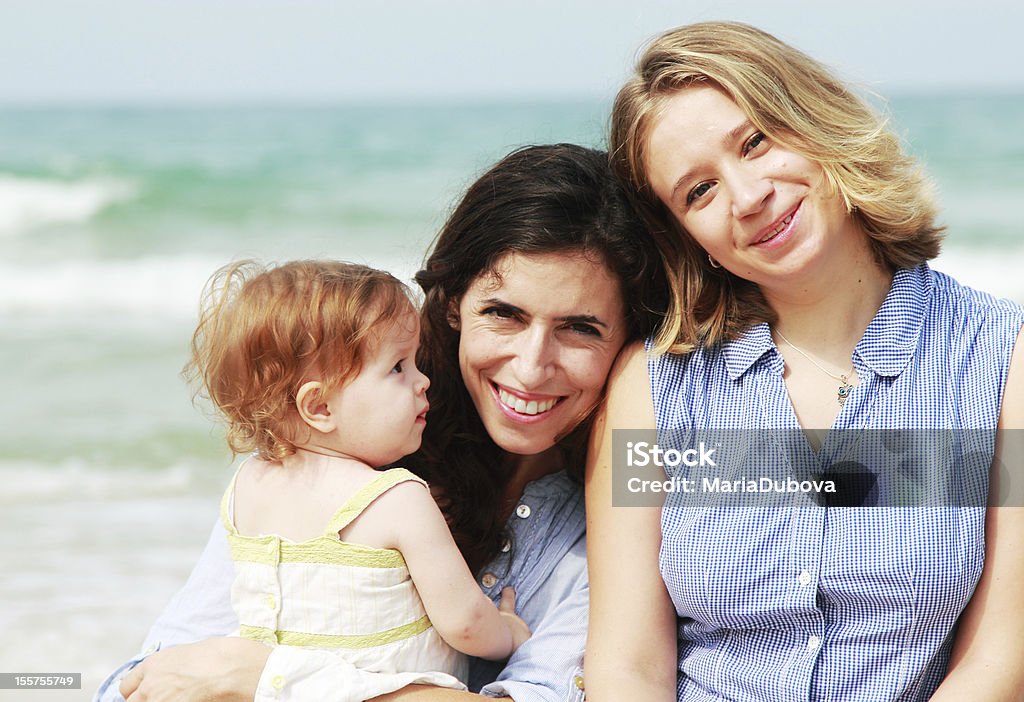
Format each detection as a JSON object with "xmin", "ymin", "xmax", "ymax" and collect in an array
[
  {"xmin": 218, "ymin": 461, "xmax": 248, "ymax": 536},
  {"xmin": 323, "ymin": 467, "xmax": 427, "ymax": 536}
]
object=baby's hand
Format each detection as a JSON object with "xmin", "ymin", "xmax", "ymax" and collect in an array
[{"xmin": 498, "ymin": 586, "xmax": 532, "ymax": 652}]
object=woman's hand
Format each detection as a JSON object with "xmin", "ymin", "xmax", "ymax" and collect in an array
[
  {"xmin": 497, "ymin": 586, "xmax": 532, "ymax": 652},
  {"xmin": 119, "ymin": 637, "xmax": 270, "ymax": 702}
]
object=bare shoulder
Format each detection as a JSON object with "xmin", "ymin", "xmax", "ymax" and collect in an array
[
  {"xmin": 609, "ymin": 340, "xmax": 650, "ymax": 385},
  {"xmin": 601, "ymin": 341, "xmax": 655, "ymax": 427},
  {"xmin": 359, "ymin": 476, "xmax": 448, "ymax": 553},
  {"xmin": 373, "ymin": 477, "xmax": 434, "ymax": 508},
  {"xmin": 358, "ymin": 476, "xmax": 439, "ymax": 526}
]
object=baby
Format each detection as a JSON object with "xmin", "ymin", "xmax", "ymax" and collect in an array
[{"xmin": 184, "ymin": 259, "xmax": 530, "ymax": 692}]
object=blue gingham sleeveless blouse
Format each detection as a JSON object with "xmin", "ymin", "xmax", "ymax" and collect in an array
[{"xmin": 649, "ymin": 265, "xmax": 1023, "ymax": 701}]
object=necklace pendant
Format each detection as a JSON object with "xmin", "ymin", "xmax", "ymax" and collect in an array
[{"xmin": 837, "ymin": 375, "xmax": 853, "ymax": 407}]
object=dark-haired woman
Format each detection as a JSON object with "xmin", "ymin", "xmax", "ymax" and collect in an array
[{"xmin": 100, "ymin": 143, "xmax": 665, "ymax": 702}]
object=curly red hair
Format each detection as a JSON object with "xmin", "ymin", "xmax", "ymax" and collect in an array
[{"xmin": 184, "ymin": 260, "xmax": 414, "ymax": 460}]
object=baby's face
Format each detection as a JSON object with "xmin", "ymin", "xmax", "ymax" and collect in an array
[{"xmin": 321, "ymin": 311, "xmax": 430, "ymax": 466}]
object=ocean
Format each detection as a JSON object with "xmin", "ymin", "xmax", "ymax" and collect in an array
[{"xmin": 1, "ymin": 95, "xmax": 1022, "ymax": 699}]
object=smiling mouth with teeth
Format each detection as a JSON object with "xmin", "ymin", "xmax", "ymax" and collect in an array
[
  {"xmin": 758, "ymin": 213, "xmax": 794, "ymax": 243},
  {"xmin": 496, "ymin": 387, "xmax": 560, "ymax": 416}
]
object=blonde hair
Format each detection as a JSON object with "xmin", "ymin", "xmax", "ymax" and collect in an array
[
  {"xmin": 184, "ymin": 260, "xmax": 414, "ymax": 460},
  {"xmin": 610, "ymin": 21, "xmax": 944, "ymax": 353}
]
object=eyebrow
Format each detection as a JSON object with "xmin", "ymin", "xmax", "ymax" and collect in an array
[
  {"xmin": 480, "ymin": 298, "xmax": 609, "ymax": 328},
  {"xmin": 669, "ymin": 119, "xmax": 755, "ymax": 203}
]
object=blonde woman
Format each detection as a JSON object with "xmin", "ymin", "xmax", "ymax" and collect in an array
[{"xmin": 586, "ymin": 21, "xmax": 1024, "ymax": 701}]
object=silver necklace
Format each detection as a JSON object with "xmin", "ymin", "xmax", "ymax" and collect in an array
[{"xmin": 774, "ymin": 329, "xmax": 854, "ymax": 407}]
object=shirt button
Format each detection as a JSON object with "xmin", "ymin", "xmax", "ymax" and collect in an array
[
  {"xmin": 501, "ymin": 539, "xmax": 511, "ymax": 553},
  {"xmin": 516, "ymin": 504, "xmax": 531, "ymax": 519},
  {"xmin": 271, "ymin": 674, "xmax": 286, "ymax": 690},
  {"xmin": 807, "ymin": 635, "xmax": 821, "ymax": 651},
  {"xmin": 481, "ymin": 573, "xmax": 497, "ymax": 588},
  {"xmin": 573, "ymin": 674, "xmax": 585, "ymax": 690},
  {"xmin": 799, "ymin": 570, "xmax": 812, "ymax": 586},
  {"xmin": 265, "ymin": 594, "xmax": 276, "ymax": 610}
]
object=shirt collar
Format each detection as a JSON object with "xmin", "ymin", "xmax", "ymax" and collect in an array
[
  {"xmin": 722, "ymin": 322, "xmax": 776, "ymax": 381},
  {"xmin": 854, "ymin": 264, "xmax": 929, "ymax": 378},
  {"xmin": 720, "ymin": 264, "xmax": 930, "ymax": 381}
]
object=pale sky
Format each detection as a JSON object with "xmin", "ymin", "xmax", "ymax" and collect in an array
[{"xmin": 1, "ymin": 0, "xmax": 1021, "ymax": 104}]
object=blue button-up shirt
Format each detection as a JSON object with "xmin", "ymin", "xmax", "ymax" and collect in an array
[{"xmin": 650, "ymin": 265, "xmax": 1023, "ymax": 701}]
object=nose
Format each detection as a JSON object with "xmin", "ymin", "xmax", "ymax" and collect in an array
[
  {"xmin": 510, "ymin": 325, "xmax": 557, "ymax": 388},
  {"xmin": 413, "ymin": 366, "xmax": 430, "ymax": 394},
  {"xmin": 729, "ymin": 166, "xmax": 773, "ymax": 219}
]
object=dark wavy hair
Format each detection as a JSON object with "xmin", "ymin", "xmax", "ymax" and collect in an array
[{"xmin": 407, "ymin": 143, "xmax": 667, "ymax": 572}]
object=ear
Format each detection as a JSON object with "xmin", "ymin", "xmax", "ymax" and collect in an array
[
  {"xmin": 295, "ymin": 381, "xmax": 335, "ymax": 434},
  {"xmin": 446, "ymin": 299, "xmax": 461, "ymax": 331}
]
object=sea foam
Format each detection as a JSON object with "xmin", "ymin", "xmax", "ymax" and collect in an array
[
  {"xmin": 0, "ymin": 457, "xmax": 228, "ymax": 504},
  {"xmin": 0, "ymin": 254, "xmax": 420, "ymax": 323},
  {"xmin": 0, "ymin": 256, "xmax": 219, "ymax": 320},
  {"xmin": 933, "ymin": 246, "xmax": 1024, "ymax": 304},
  {"xmin": 0, "ymin": 174, "xmax": 138, "ymax": 236}
]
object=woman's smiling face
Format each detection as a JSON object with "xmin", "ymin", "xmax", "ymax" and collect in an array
[
  {"xmin": 645, "ymin": 85, "xmax": 855, "ymax": 290},
  {"xmin": 455, "ymin": 250, "xmax": 628, "ymax": 456}
]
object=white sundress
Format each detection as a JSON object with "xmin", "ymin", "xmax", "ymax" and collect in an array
[{"xmin": 220, "ymin": 466, "xmax": 467, "ymax": 687}]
